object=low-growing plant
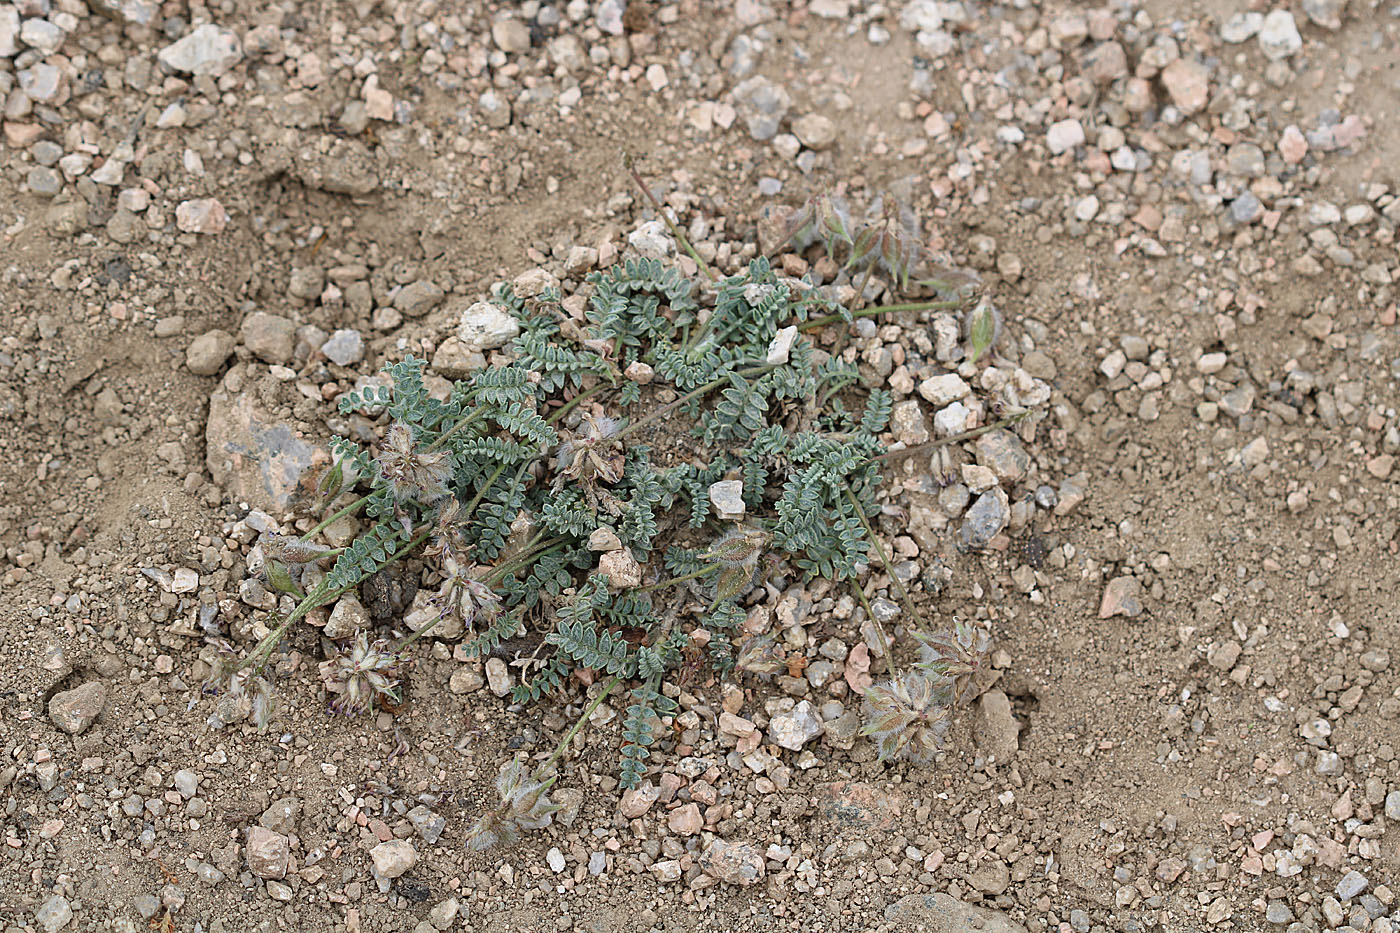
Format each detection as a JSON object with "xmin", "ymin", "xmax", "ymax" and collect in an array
[{"xmin": 204, "ymin": 177, "xmax": 1026, "ymax": 852}]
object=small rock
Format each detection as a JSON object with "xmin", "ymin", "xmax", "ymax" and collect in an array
[
  {"xmin": 1220, "ymin": 11, "xmax": 1263, "ymax": 42},
  {"xmin": 792, "ymin": 114, "xmax": 837, "ymax": 150},
  {"xmin": 959, "ymin": 491, "xmax": 1008, "ymax": 550},
  {"xmin": 708, "ymin": 480, "xmax": 746, "ymax": 521},
  {"xmin": 974, "ymin": 430, "xmax": 1030, "ymax": 483},
  {"xmin": 48, "ymin": 681, "xmax": 107, "ymax": 734},
  {"xmin": 245, "ymin": 827, "xmax": 290, "ymax": 879},
  {"xmin": 627, "ymin": 220, "xmax": 674, "ymax": 258},
  {"xmin": 765, "ymin": 325, "xmax": 798, "ymax": 364},
  {"xmin": 619, "ymin": 782, "xmax": 660, "ymax": 818},
  {"xmin": 699, "ymin": 838, "xmax": 766, "ymax": 886},
  {"xmin": 19, "ymin": 18, "xmax": 64, "ymax": 55},
  {"xmin": 26, "ymin": 167, "xmax": 66, "ymax": 198},
  {"xmin": 1099, "ymin": 576, "xmax": 1143, "ymax": 619},
  {"xmin": 547, "ymin": 847, "xmax": 567, "ymax": 872},
  {"xmin": 885, "ymin": 893, "xmax": 1028, "ymax": 932},
  {"xmin": 430, "ymin": 337, "xmax": 487, "ymax": 378},
  {"xmin": 456, "ymin": 301, "xmax": 520, "ymax": 351},
  {"xmin": 969, "ymin": 859, "xmax": 1011, "ymax": 895},
  {"xmin": 733, "ymin": 76, "xmax": 791, "ymax": 142},
  {"xmin": 484, "ymin": 658, "xmax": 511, "ymax": 697},
  {"xmin": 240, "ymin": 312, "xmax": 295, "ymax": 364},
  {"xmin": 490, "ymin": 18, "xmax": 531, "ymax": 53},
  {"xmin": 175, "ymin": 198, "xmax": 228, "ymax": 234},
  {"xmin": 325, "ymin": 595, "xmax": 369, "ymax": 640},
  {"xmin": 259, "ymin": 796, "xmax": 301, "ymax": 835},
  {"xmin": 34, "ymin": 895, "xmax": 72, "ymax": 933},
  {"xmin": 1258, "ymin": 10, "xmax": 1302, "ymax": 60},
  {"xmin": 394, "ymin": 280, "xmax": 444, "ymax": 318},
  {"xmin": 918, "ymin": 373, "xmax": 970, "ymax": 406},
  {"xmin": 598, "ymin": 548, "xmax": 642, "ymax": 589},
  {"xmin": 1161, "ymin": 59, "xmax": 1210, "ymax": 114},
  {"xmin": 478, "ymin": 90, "xmax": 512, "ymax": 129},
  {"xmin": 667, "ymin": 803, "xmax": 703, "ymax": 835},
  {"xmin": 407, "ymin": 805, "xmax": 446, "ymax": 844},
  {"xmin": 768, "ymin": 700, "xmax": 823, "ymax": 751},
  {"xmin": 972, "ymin": 690, "xmax": 1018, "ymax": 761},
  {"xmin": 158, "ymin": 23, "xmax": 243, "ymax": 76},
  {"xmin": 650, "ymin": 859, "xmax": 682, "ymax": 883},
  {"xmin": 206, "ymin": 391, "xmax": 330, "ymax": 513},
  {"xmin": 370, "ymin": 839, "xmax": 418, "ymax": 879},
  {"xmin": 186, "ymin": 329, "xmax": 236, "ymax": 375},
  {"xmin": 1338, "ymin": 869, "xmax": 1368, "ymax": 899},
  {"xmin": 1302, "ymin": 0, "xmax": 1345, "ymax": 29},
  {"xmin": 1046, "ymin": 119, "xmax": 1084, "ymax": 155},
  {"xmin": 0, "ymin": 7, "xmax": 18, "ymax": 57},
  {"xmin": 320, "ymin": 330, "xmax": 364, "ymax": 366},
  {"xmin": 172, "ymin": 770, "xmax": 198, "ymax": 799}
]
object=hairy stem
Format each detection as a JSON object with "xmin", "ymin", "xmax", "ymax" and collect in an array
[
  {"xmin": 625, "ymin": 155, "xmax": 715, "ymax": 284},
  {"xmin": 302, "ymin": 492, "xmax": 373, "ymax": 542},
  {"xmin": 426, "ymin": 407, "xmax": 488, "ymax": 452},
  {"xmin": 844, "ymin": 488, "xmax": 925, "ymax": 631},
  {"xmin": 635, "ymin": 564, "xmax": 719, "ymax": 594},
  {"xmin": 539, "ymin": 675, "xmax": 622, "ymax": 786},
  {"xmin": 548, "ymin": 383, "xmax": 606, "ymax": 425},
  {"xmin": 485, "ymin": 539, "xmax": 570, "ymax": 586}
]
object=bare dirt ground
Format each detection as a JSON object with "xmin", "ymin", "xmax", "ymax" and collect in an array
[{"xmin": 3, "ymin": 1, "xmax": 1400, "ymax": 932}]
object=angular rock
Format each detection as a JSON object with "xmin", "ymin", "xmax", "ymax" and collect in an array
[
  {"xmin": 320, "ymin": 330, "xmax": 364, "ymax": 366},
  {"xmin": 1161, "ymin": 59, "xmax": 1209, "ymax": 114},
  {"xmin": 816, "ymin": 781, "xmax": 903, "ymax": 831},
  {"xmin": 768, "ymin": 700, "xmax": 823, "ymax": 751},
  {"xmin": 0, "ymin": 7, "xmax": 18, "ymax": 57},
  {"xmin": 158, "ymin": 24, "xmax": 243, "ymax": 76},
  {"xmin": 698, "ymin": 838, "xmax": 765, "ymax": 886},
  {"xmin": 972, "ymin": 689, "xmax": 1018, "ymax": 762},
  {"xmin": 974, "ymin": 429, "xmax": 1030, "ymax": 483},
  {"xmin": 206, "ymin": 391, "xmax": 331, "ymax": 513},
  {"xmin": 1099, "ymin": 576, "xmax": 1143, "ymax": 619},
  {"xmin": 1258, "ymin": 10, "xmax": 1302, "ymax": 59},
  {"xmin": 959, "ymin": 490, "xmax": 1008, "ymax": 550},
  {"xmin": 668, "ymin": 803, "xmax": 703, "ymax": 836},
  {"xmin": 733, "ymin": 76, "xmax": 791, "ymax": 141},
  {"xmin": 885, "ymin": 893, "xmax": 1028, "ymax": 932},
  {"xmin": 455, "ymin": 301, "xmax": 520, "ymax": 351},
  {"xmin": 370, "ymin": 839, "xmax": 418, "ymax": 878},
  {"xmin": 325, "ymin": 594, "xmax": 369, "ymax": 640},
  {"xmin": 186, "ymin": 329, "xmax": 236, "ymax": 375},
  {"xmin": 259, "ymin": 796, "xmax": 301, "ymax": 835},
  {"xmin": 598, "ymin": 549, "xmax": 642, "ymax": 589},
  {"xmin": 245, "ymin": 826, "xmax": 290, "ymax": 879},
  {"xmin": 48, "ymin": 681, "xmax": 107, "ymax": 734},
  {"xmin": 34, "ymin": 895, "xmax": 72, "ymax": 933},
  {"xmin": 708, "ymin": 480, "xmax": 746, "ymax": 521},
  {"xmin": 792, "ymin": 113, "xmax": 837, "ymax": 150},
  {"xmin": 176, "ymin": 198, "xmax": 228, "ymax": 234},
  {"xmin": 394, "ymin": 280, "xmax": 444, "ymax": 318},
  {"xmin": 619, "ymin": 781, "xmax": 659, "ymax": 818},
  {"xmin": 1045, "ymin": 119, "xmax": 1084, "ymax": 155},
  {"xmin": 239, "ymin": 312, "xmax": 295, "ymax": 364}
]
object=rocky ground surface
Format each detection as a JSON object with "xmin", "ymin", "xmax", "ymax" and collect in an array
[{"xmin": 2, "ymin": 0, "xmax": 1400, "ymax": 931}]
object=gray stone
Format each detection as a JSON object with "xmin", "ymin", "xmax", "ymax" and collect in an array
[
  {"xmin": 1258, "ymin": 10, "xmax": 1302, "ymax": 60},
  {"xmin": 186, "ymin": 329, "xmax": 236, "ymax": 375},
  {"xmin": 430, "ymin": 337, "xmax": 487, "ymax": 378},
  {"xmin": 478, "ymin": 89, "xmax": 512, "ymax": 128},
  {"xmin": 733, "ymin": 76, "xmax": 791, "ymax": 141},
  {"xmin": 708, "ymin": 480, "xmax": 746, "ymax": 521},
  {"xmin": 1220, "ymin": 11, "xmax": 1263, "ymax": 42},
  {"xmin": 1337, "ymin": 869, "xmax": 1368, "ymax": 900},
  {"xmin": 19, "ymin": 63, "xmax": 65, "ymax": 102},
  {"xmin": 320, "ymin": 329, "xmax": 364, "ymax": 366},
  {"xmin": 325, "ymin": 594, "xmax": 369, "ymax": 639},
  {"xmin": 206, "ymin": 391, "xmax": 330, "ymax": 513},
  {"xmin": 974, "ymin": 429, "xmax": 1030, "ymax": 483},
  {"xmin": 240, "ymin": 312, "xmax": 295, "ymax": 364},
  {"xmin": 1230, "ymin": 191, "xmax": 1263, "ymax": 225},
  {"xmin": 19, "ymin": 18, "xmax": 64, "ymax": 55},
  {"xmin": 792, "ymin": 113, "xmax": 836, "ymax": 151},
  {"xmin": 627, "ymin": 220, "xmax": 674, "ymax": 257},
  {"xmin": 259, "ymin": 796, "xmax": 301, "ymax": 835},
  {"xmin": 1302, "ymin": 0, "xmax": 1345, "ymax": 29},
  {"xmin": 1045, "ymin": 119, "xmax": 1084, "ymax": 155},
  {"xmin": 958, "ymin": 491, "xmax": 1008, "ymax": 550},
  {"xmin": 245, "ymin": 826, "xmax": 290, "ymax": 879},
  {"xmin": 407, "ymin": 805, "xmax": 446, "ymax": 844},
  {"xmin": 48, "ymin": 681, "xmax": 106, "ymax": 734},
  {"xmin": 768, "ymin": 700, "xmax": 823, "ymax": 751},
  {"xmin": 699, "ymin": 838, "xmax": 765, "ymax": 886},
  {"xmin": 0, "ymin": 7, "xmax": 18, "ymax": 56},
  {"xmin": 158, "ymin": 24, "xmax": 243, "ymax": 76},
  {"xmin": 490, "ymin": 18, "xmax": 531, "ymax": 53},
  {"xmin": 884, "ymin": 893, "xmax": 1028, "ymax": 932},
  {"xmin": 1099, "ymin": 576, "xmax": 1144, "ymax": 619},
  {"xmin": 394, "ymin": 280, "xmax": 445, "ymax": 317},
  {"xmin": 972, "ymin": 689, "xmax": 1019, "ymax": 761},
  {"xmin": 35, "ymin": 895, "xmax": 72, "ymax": 933},
  {"xmin": 85, "ymin": 0, "xmax": 159, "ymax": 24},
  {"xmin": 1265, "ymin": 901, "xmax": 1293, "ymax": 924},
  {"xmin": 455, "ymin": 300, "xmax": 520, "ymax": 351},
  {"xmin": 172, "ymin": 770, "xmax": 198, "ymax": 798},
  {"xmin": 370, "ymin": 840, "xmax": 418, "ymax": 878},
  {"xmin": 484, "ymin": 657, "xmax": 511, "ymax": 697},
  {"xmin": 27, "ymin": 166, "xmax": 62, "ymax": 196}
]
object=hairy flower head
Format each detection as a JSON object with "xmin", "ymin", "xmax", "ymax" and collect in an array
[
  {"xmin": 319, "ymin": 633, "xmax": 404, "ymax": 716},
  {"xmin": 375, "ymin": 422, "xmax": 453, "ymax": 505},
  {"xmin": 464, "ymin": 755, "xmax": 559, "ymax": 852},
  {"xmin": 860, "ymin": 672, "xmax": 952, "ymax": 765}
]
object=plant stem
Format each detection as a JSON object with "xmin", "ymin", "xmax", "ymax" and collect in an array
[
  {"xmin": 461, "ymin": 462, "xmax": 510, "ymax": 518},
  {"xmin": 847, "ymin": 568, "xmax": 897, "ymax": 677},
  {"xmin": 485, "ymin": 539, "xmax": 569, "ymax": 585},
  {"xmin": 302, "ymin": 492, "xmax": 373, "ymax": 541},
  {"xmin": 625, "ymin": 156, "xmax": 715, "ymax": 284},
  {"xmin": 239, "ymin": 527, "xmax": 433, "ymax": 675},
  {"xmin": 849, "ymin": 262, "xmax": 876, "ymax": 314},
  {"xmin": 539, "ymin": 675, "xmax": 622, "ymax": 785},
  {"xmin": 844, "ymin": 488, "xmax": 925, "ymax": 632},
  {"xmin": 548, "ymin": 383, "xmax": 605, "ymax": 425},
  {"xmin": 426, "ymin": 408, "xmax": 487, "ymax": 452},
  {"xmin": 869, "ymin": 409, "xmax": 1032, "ymax": 465},
  {"xmin": 635, "ymin": 564, "xmax": 718, "ymax": 594},
  {"xmin": 798, "ymin": 297, "xmax": 967, "ymax": 333}
]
